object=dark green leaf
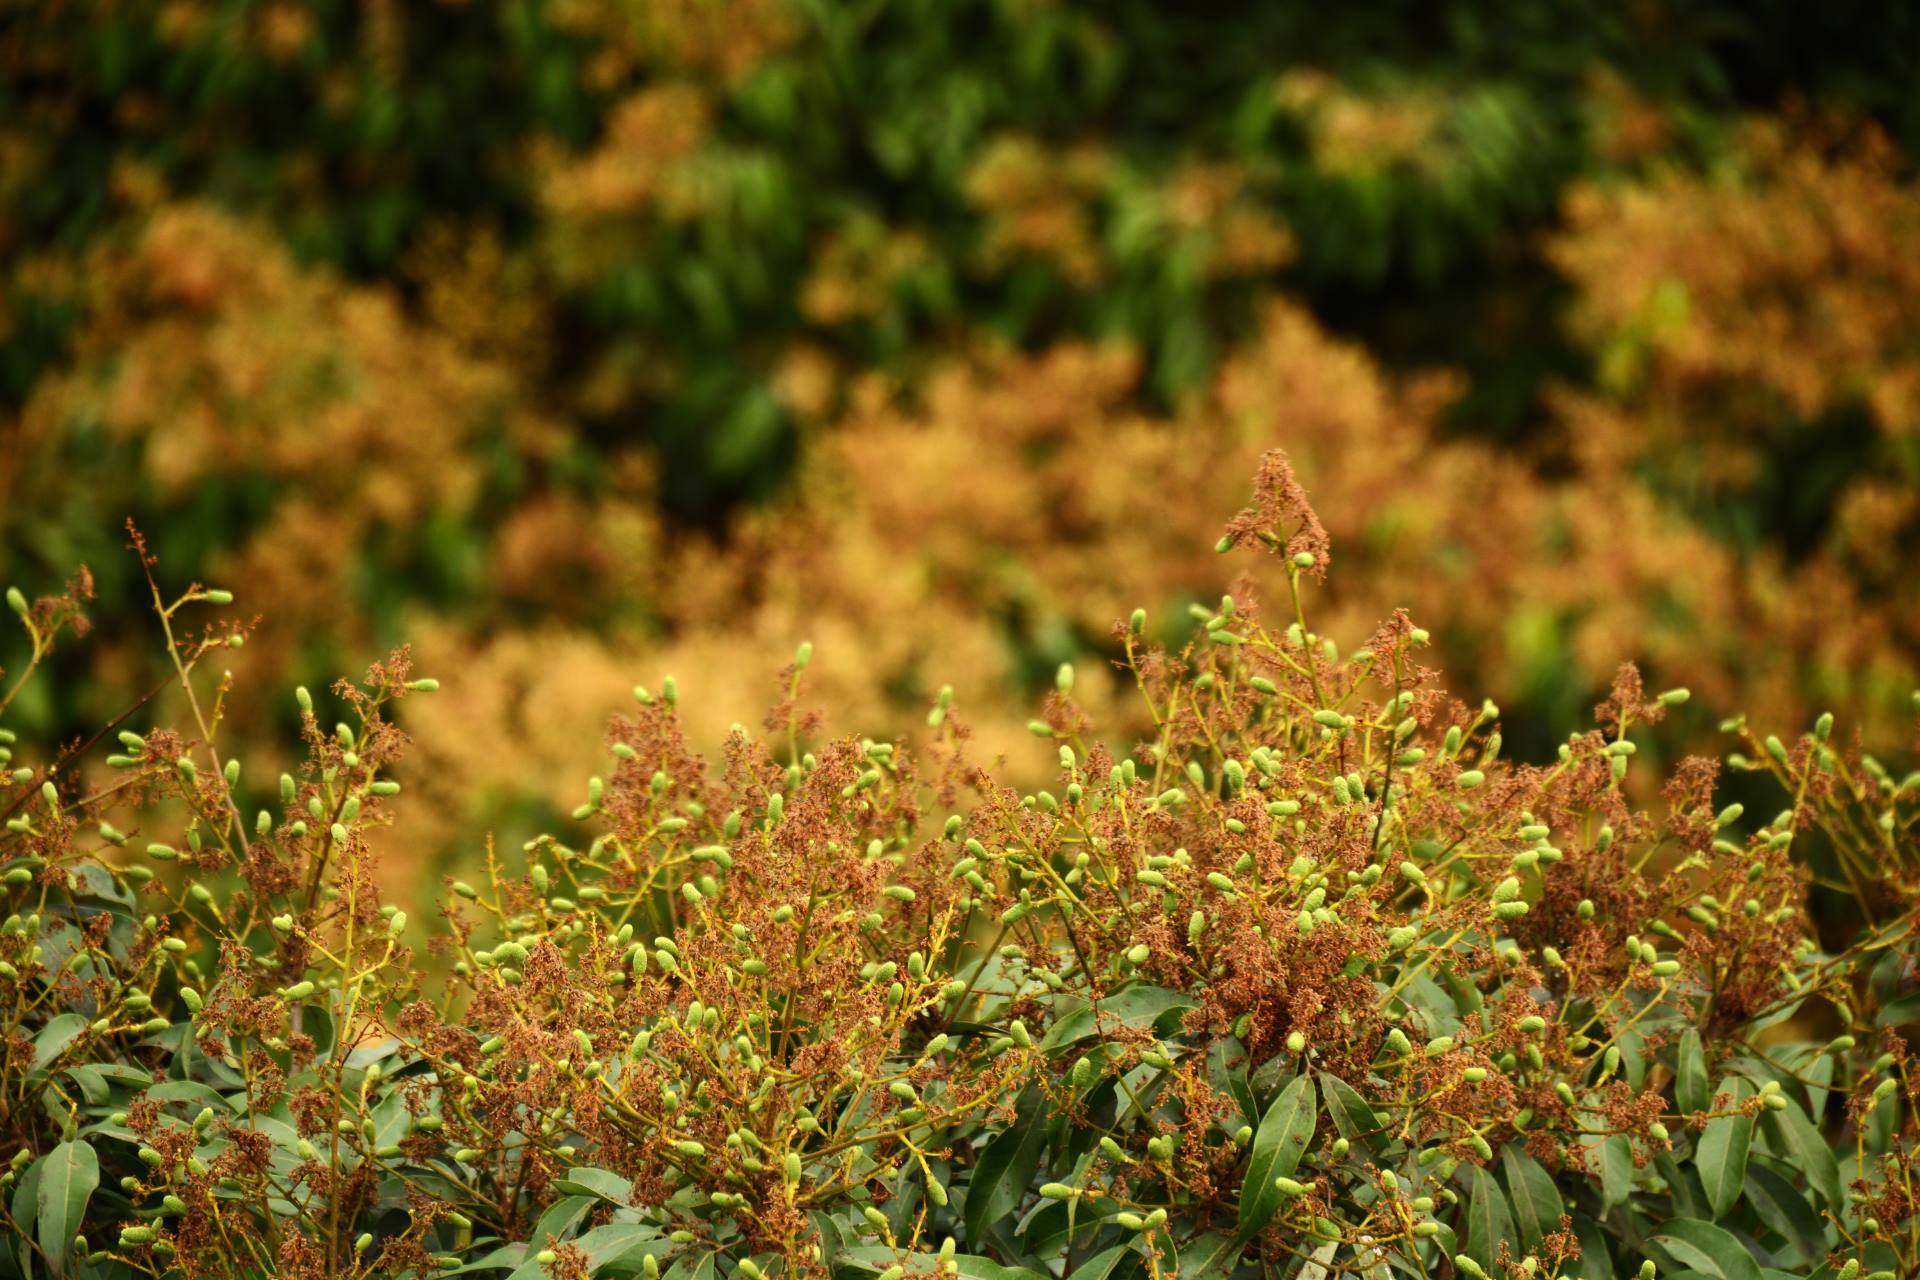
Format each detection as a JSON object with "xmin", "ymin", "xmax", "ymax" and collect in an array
[
  {"xmin": 575, "ymin": 1223, "xmax": 664, "ymax": 1273},
  {"xmin": 1676, "ymin": 1030, "xmax": 1708, "ymax": 1115},
  {"xmin": 1395, "ymin": 972, "xmax": 1462, "ymax": 1037},
  {"xmin": 437, "ymin": 1244, "xmax": 527, "ymax": 1276},
  {"xmin": 837, "ymin": 1246, "xmax": 1048, "ymax": 1279},
  {"xmin": 1064, "ymin": 1246, "xmax": 1138, "ymax": 1280},
  {"xmin": 1874, "ymin": 991, "xmax": 1920, "ymax": 1027},
  {"xmin": 1039, "ymin": 986, "xmax": 1196, "ymax": 1053},
  {"xmin": 1697, "ymin": 1077, "xmax": 1754, "ymax": 1220},
  {"xmin": 1568, "ymin": 1213, "xmax": 1614, "ymax": 1280},
  {"xmin": 1018, "ymin": 1194, "xmax": 1117, "ymax": 1260},
  {"xmin": 1616, "ymin": 1024, "xmax": 1651, "ymax": 1089},
  {"xmin": 1598, "ymin": 1134, "xmax": 1634, "ymax": 1212},
  {"xmin": 7, "ymin": 1158, "xmax": 42, "ymax": 1280},
  {"xmin": 1743, "ymin": 1161, "xmax": 1831, "ymax": 1266},
  {"xmin": 504, "ymin": 1197, "xmax": 595, "ymax": 1280},
  {"xmin": 63, "ymin": 863, "xmax": 133, "ymax": 906},
  {"xmin": 964, "ymin": 1086, "xmax": 1048, "ymax": 1246},
  {"xmin": 1500, "ymin": 1143, "xmax": 1562, "ymax": 1252},
  {"xmin": 1463, "ymin": 1164, "xmax": 1515, "ymax": 1271},
  {"xmin": 59, "ymin": 1065, "xmax": 109, "ymax": 1105},
  {"xmin": 1176, "ymin": 1233, "xmax": 1242, "ymax": 1278},
  {"xmin": 1319, "ymin": 1072, "xmax": 1383, "ymax": 1145},
  {"xmin": 35, "ymin": 1140, "xmax": 98, "ymax": 1279},
  {"xmin": 1757, "ymin": 1094, "xmax": 1841, "ymax": 1212},
  {"xmin": 660, "ymin": 1254, "xmax": 717, "ymax": 1280},
  {"xmin": 30, "ymin": 1015, "xmax": 86, "ymax": 1077},
  {"xmin": 1208, "ymin": 1037, "xmax": 1255, "ymax": 1126},
  {"xmin": 1236, "ymin": 1073, "xmax": 1316, "ymax": 1240},
  {"xmin": 1652, "ymin": 1218, "xmax": 1764, "ymax": 1280},
  {"xmin": 554, "ymin": 1167, "xmax": 635, "ymax": 1206}
]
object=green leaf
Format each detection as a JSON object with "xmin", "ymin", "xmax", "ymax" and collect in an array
[
  {"xmin": 1299, "ymin": 1240, "xmax": 1338, "ymax": 1280},
  {"xmin": 370, "ymin": 1087, "xmax": 410, "ymax": 1151},
  {"xmin": 436, "ymin": 1244, "xmax": 528, "ymax": 1276},
  {"xmin": 35, "ymin": 1140, "xmax": 97, "ymax": 1279},
  {"xmin": 1676, "ymin": 1030, "xmax": 1709, "ymax": 1115},
  {"xmin": 144, "ymin": 1080, "xmax": 231, "ymax": 1111},
  {"xmin": 1743, "ymin": 1161, "xmax": 1832, "ymax": 1266},
  {"xmin": 504, "ymin": 1197, "xmax": 595, "ymax": 1280},
  {"xmin": 837, "ymin": 1247, "xmax": 1047, "ymax": 1279},
  {"xmin": 574, "ymin": 1223, "xmax": 664, "ymax": 1273},
  {"xmin": 1462, "ymin": 1164, "xmax": 1515, "ymax": 1271},
  {"xmin": 1064, "ymin": 1246, "xmax": 1138, "ymax": 1280},
  {"xmin": 1568, "ymin": 1213, "xmax": 1614, "ymax": 1280},
  {"xmin": 1697, "ymin": 1076, "xmax": 1754, "ymax": 1220},
  {"xmin": 1598, "ymin": 1134, "xmax": 1635, "ymax": 1212},
  {"xmin": 1019, "ymin": 1196, "xmax": 1118, "ymax": 1260},
  {"xmin": 965, "ymin": 1086, "xmax": 1048, "ymax": 1247},
  {"xmin": 1318, "ymin": 1072, "xmax": 1383, "ymax": 1145},
  {"xmin": 62, "ymin": 862, "xmax": 134, "ymax": 906},
  {"xmin": 89, "ymin": 1063, "xmax": 152, "ymax": 1088},
  {"xmin": 1039, "ymin": 985, "xmax": 1196, "ymax": 1054},
  {"xmin": 1500, "ymin": 1143, "xmax": 1562, "ymax": 1252},
  {"xmin": 29, "ymin": 1014, "xmax": 86, "ymax": 1077},
  {"xmin": 1236, "ymin": 1073, "xmax": 1316, "ymax": 1240},
  {"xmin": 9, "ymin": 1158, "xmax": 43, "ymax": 1280},
  {"xmin": 1793, "ymin": 1045, "xmax": 1835, "ymax": 1120},
  {"xmin": 1651, "ymin": 1218, "xmax": 1763, "ymax": 1280},
  {"xmin": 554, "ymin": 1167, "xmax": 634, "ymax": 1206},
  {"xmin": 1758, "ymin": 1094, "xmax": 1841, "ymax": 1212},
  {"xmin": 1874, "ymin": 991, "xmax": 1920, "ymax": 1027},
  {"xmin": 1395, "ymin": 971, "xmax": 1463, "ymax": 1037},
  {"xmin": 1653, "ymin": 1150, "xmax": 1708, "ymax": 1222},
  {"xmin": 1616, "ymin": 1024, "xmax": 1650, "ymax": 1089},
  {"xmin": 1208, "ymin": 1037, "xmax": 1255, "ymax": 1125},
  {"xmin": 1176, "ymin": 1233, "xmax": 1242, "ymax": 1278},
  {"xmin": 660, "ymin": 1254, "xmax": 718, "ymax": 1280},
  {"xmin": 59, "ymin": 1065, "xmax": 109, "ymax": 1105}
]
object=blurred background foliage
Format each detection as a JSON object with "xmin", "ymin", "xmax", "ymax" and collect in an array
[{"xmin": 3, "ymin": 0, "xmax": 1918, "ymax": 883}]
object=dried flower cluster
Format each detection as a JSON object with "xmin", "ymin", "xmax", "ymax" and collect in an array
[{"xmin": 2, "ymin": 458, "xmax": 1916, "ymax": 1280}]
